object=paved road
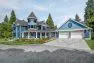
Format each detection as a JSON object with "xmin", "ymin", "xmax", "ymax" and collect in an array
[
  {"xmin": 44, "ymin": 39, "xmax": 91, "ymax": 51},
  {"xmin": 0, "ymin": 48, "xmax": 93, "ymax": 63}
]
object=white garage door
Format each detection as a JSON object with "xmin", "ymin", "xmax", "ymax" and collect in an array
[
  {"xmin": 59, "ymin": 32, "xmax": 69, "ymax": 38},
  {"xmin": 71, "ymin": 31, "xmax": 83, "ymax": 39}
]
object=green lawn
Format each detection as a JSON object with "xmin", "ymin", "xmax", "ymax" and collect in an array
[{"xmin": 86, "ymin": 40, "xmax": 94, "ymax": 50}]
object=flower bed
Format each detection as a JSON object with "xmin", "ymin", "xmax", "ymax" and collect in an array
[{"xmin": 0, "ymin": 38, "xmax": 50, "ymax": 45}]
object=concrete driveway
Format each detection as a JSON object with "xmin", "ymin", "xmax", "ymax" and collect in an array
[{"xmin": 44, "ymin": 39, "xmax": 91, "ymax": 51}]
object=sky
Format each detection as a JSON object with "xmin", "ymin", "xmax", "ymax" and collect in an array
[{"xmin": 0, "ymin": 0, "xmax": 87, "ymax": 27}]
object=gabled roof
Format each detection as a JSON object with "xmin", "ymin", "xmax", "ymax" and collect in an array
[
  {"xmin": 28, "ymin": 12, "xmax": 37, "ymax": 19},
  {"xmin": 14, "ymin": 19, "xmax": 28, "ymax": 26},
  {"xmin": 72, "ymin": 19, "xmax": 92, "ymax": 29},
  {"xmin": 59, "ymin": 19, "xmax": 92, "ymax": 30},
  {"xmin": 37, "ymin": 21, "xmax": 49, "ymax": 27}
]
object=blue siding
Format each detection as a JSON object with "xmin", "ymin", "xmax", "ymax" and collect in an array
[
  {"xmin": 13, "ymin": 25, "xmax": 28, "ymax": 39},
  {"xmin": 59, "ymin": 20, "xmax": 86, "ymax": 30}
]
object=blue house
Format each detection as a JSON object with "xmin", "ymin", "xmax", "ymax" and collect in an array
[
  {"xmin": 12, "ymin": 12, "xmax": 92, "ymax": 40},
  {"xmin": 12, "ymin": 12, "xmax": 58, "ymax": 39},
  {"xmin": 58, "ymin": 19, "xmax": 92, "ymax": 40}
]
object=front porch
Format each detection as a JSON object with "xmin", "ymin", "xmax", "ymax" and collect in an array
[{"xmin": 21, "ymin": 31, "xmax": 59, "ymax": 39}]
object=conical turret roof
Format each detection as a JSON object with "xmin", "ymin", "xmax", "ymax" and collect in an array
[{"xmin": 28, "ymin": 12, "xmax": 37, "ymax": 19}]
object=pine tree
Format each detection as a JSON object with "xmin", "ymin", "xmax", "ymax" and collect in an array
[
  {"xmin": 75, "ymin": 14, "xmax": 81, "ymax": 22},
  {"xmin": 9, "ymin": 10, "xmax": 16, "ymax": 24},
  {"xmin": 7, "ymin": 10, "xmax": 16, "ymax": 37},
  {"xmin": 0, "ymin": 23, "xmax": 4, "ymax": 38},
  {"xmin": 0, "ymin": 10, "xmax": 16, "ymax": 38},
  {"xmin": 1, "ymin": 15, "xmax": 9, "ymax": 38},
  {"xmin": 54, "ymin": 25, "xmax": 57, "ymax": 29},
  {"xmin": 4, "ymin": 15, "xmax": 8, "ymax": 24},
  {"xmin": 46, "ymin": 13, "xmax": 54, "ymax": 29},
  {"xmin": 84, "ymin": 0, "xmax": 94, "ymax": 39},
  {"xmin": 84, "ymin": 0, "xmax": 94, "ymax": 27}
]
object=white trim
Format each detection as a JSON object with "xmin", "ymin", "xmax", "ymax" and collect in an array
[
  {"xmin": 72, "ymin": 20, "xmax": 92, "ymax": 29},
  {"xmin": 36, "ymin": 32, "xmax": 37, "ymax": 38},
  {"xmin": 22, "ymin": 32, "xmax": 24, "ymax": 38},
  {"xmin": 58, "ymin": 28, "xmax": 90, "ymax": 31},
  {"xmin": 28, "ymin": 32, "xmax": 29, "ymax": 39}
]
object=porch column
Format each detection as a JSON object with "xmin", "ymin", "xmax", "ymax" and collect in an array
[
  {"xmin": 49, "ymin": 32, "xmax": 51, "ymax": 38},
  {"xmin": 22, "ymin": 32, "xmax": 24, "ymax": 38},
  {"xmin": 45, "ymin": 32, "xmax": 46, "ymax": 38},
  {"xmin": 28, "ymin": 32, "xmax": 30, "ymax": 39},
  {"xmin": 15, "ymin": 27, "xmax": 18, "ymax": 38},
  {"xmin": 40, "ymin": 32, "xmax": 42, "ymax": 38},
  {"xmin": 55, "ymin": 32, "xmax": 56, "ymax": 38},
  {"xmin": 36, "ymin": 32, "xmax": 37, "ymax": 38}
]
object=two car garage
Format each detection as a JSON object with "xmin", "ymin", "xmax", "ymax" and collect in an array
[{"xmin": 59, "ymin": 31, "xmax": 83, "ymax": 39}]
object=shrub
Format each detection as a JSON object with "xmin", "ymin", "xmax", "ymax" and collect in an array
[
  {"xmin": 0, "ymin": 38, "xmax": 50, "ymax": 45},
  {"xmin": 14, "ymin": 38, "xmax": 50, "ymax": 44}
]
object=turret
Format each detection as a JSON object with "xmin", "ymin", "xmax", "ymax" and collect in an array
[
  {"xmin": 27, "ymin": 12, "xmax": 37, "ymax": 23},
  {"xmin": 27, "ymin": 12, "xmax": 37, "ymax": 29}
]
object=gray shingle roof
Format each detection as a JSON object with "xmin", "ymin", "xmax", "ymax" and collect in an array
[
  {"xmin": 37, "ymin": 21, "xmax": 49, "ymax": 27},
  {"xmin": 28, "ymin": 12, "xmax": 37, "ymax": 18},
  {"xmin": 14, "ymin": 19, "xmax": 28, "ymax": 26}
]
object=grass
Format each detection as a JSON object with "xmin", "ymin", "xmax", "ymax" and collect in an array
[
  {"xmin": 0, "ymin": 38, "xmax": 50, "ymax": 45},
  {"xmin": 86, "ymin": 40, "xmax": 94, "ymax": 50}
]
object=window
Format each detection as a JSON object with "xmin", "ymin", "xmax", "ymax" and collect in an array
[
  {"xmin": 34, "ymin": 19, "xmax": 37, "ymax": 23},
  {"xmin": 68, "ymin": 23, "xmax": 72, "ymax": 28},
  {"xmin": 43, "ymin": 26, "xmax": 45, "ymax": 30},
  {"xmin": 31, "ymin": 25, "xmax": 33, "ymax": 28}
]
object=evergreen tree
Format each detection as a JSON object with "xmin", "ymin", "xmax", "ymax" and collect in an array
[
  {"xmin": 9, "ymin": 10, "xmax": 16, "ymax": 24},
  {"xmin": 4, "ymin": 15, "xmax": 8, "ymax": 24},
  {"xmin": 46, "ymin": 13, "xmax": 54, "ymax": 29},
  {"xmin": 0, "ymin": 23, "xmax": 4, "ymax": 38},
  {"xmin": 84, "ymin": 0, "xmax": 94, "ymax": 27},
  {"xmin": 75, "ymin": 14, "xmax": 81, "ymax": 22},
  {"xmin": 8, "ymin": 10, "xmax": 16, "ymax": 38},
  {"xmin": 54, "ymin": 25, "xmax": 57, "ymax": 29},
  {"xmin": 0, "ymin": 15, "xmax": 9, "ymax": 38},
  {"xmin": 84, "ymin": 0, "xmax": 94, "ymax": 39},
  {"xmin": 0, "ymin": 10, "xmax": 16, "ymax": 38}
]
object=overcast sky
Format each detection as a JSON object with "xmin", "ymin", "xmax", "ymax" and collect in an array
[{"xmin": 0, "ymin": 0, "xmax": 87, "ymax": 27}]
